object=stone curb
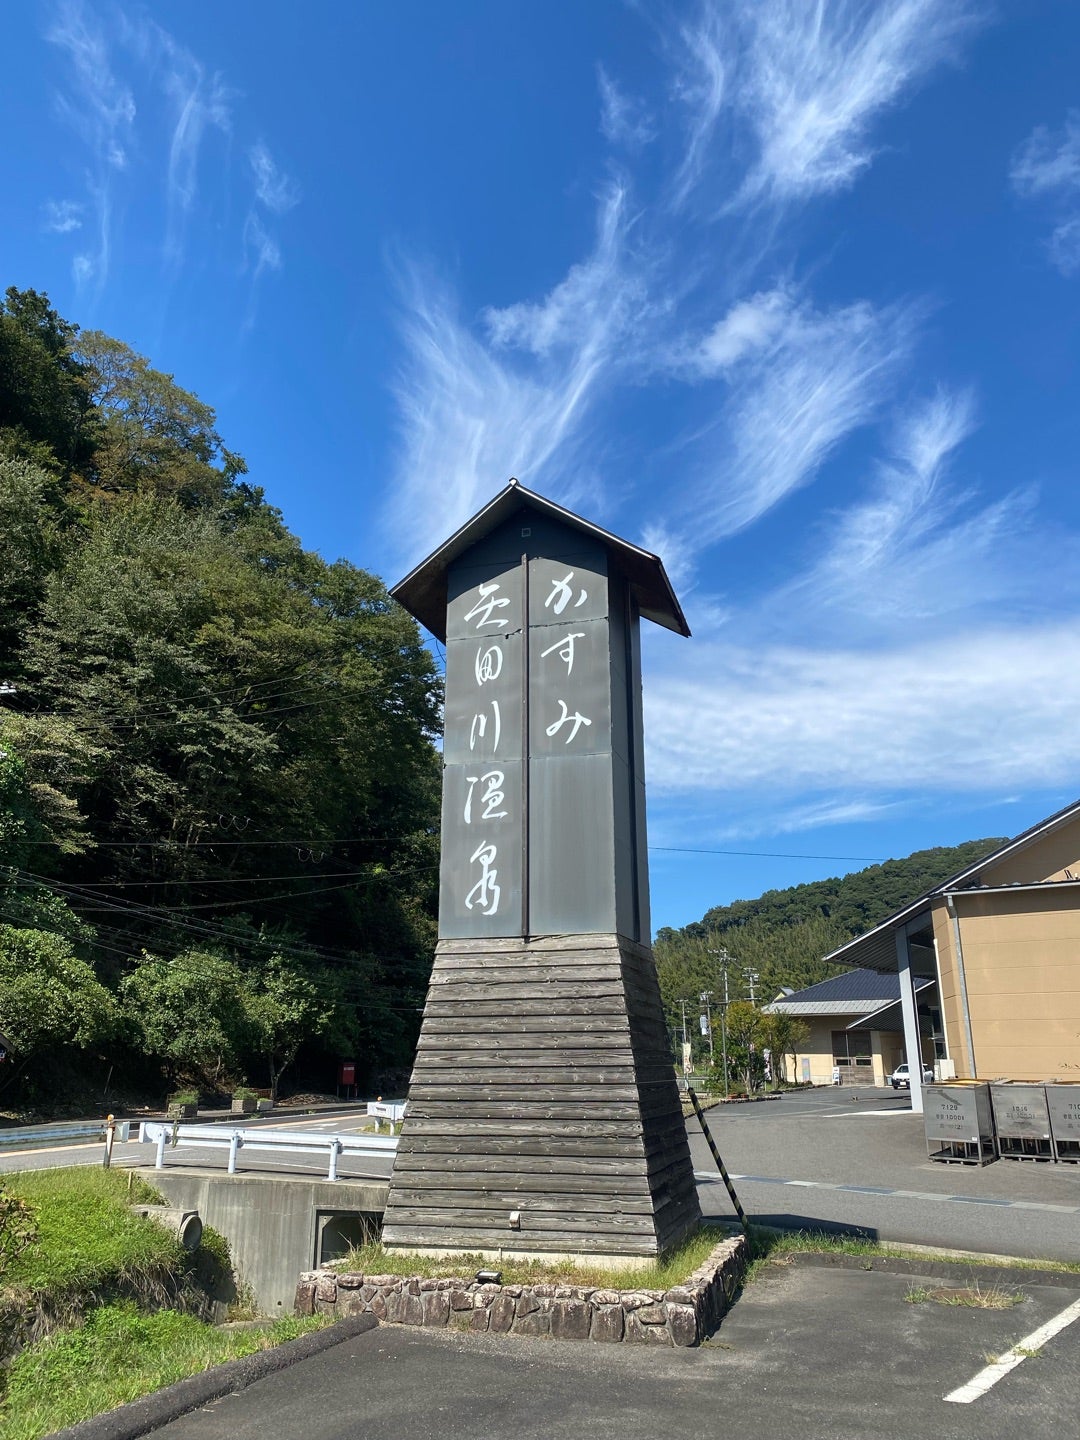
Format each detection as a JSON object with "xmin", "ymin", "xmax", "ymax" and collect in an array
[
  {"xmin": 297, "ymin": 1236, "xmax": 748, "ymax": 1347},
  {"xmin": 47, "ymin": 1314, "xmax": 378, "ymax": 1440},
  {"xmin": 785, "ymin": 1250, "xmax": 1080, "ymax": 1290}
]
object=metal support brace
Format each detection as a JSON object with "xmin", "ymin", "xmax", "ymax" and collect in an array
[
  {"xmin": 228, "ymin": 1131, "xmax": 242, "ymax": 1175},
  {"xmin": 328, "ymin": 1138, "xmax": 341, "ymax": 1181},
  {"xmin": 155, "ymin": 1127, "xmax": 167, "ymax": 1169},
  {"xmin": 896, "ymin": 925, "xmax": 924, "ymax": 1115},
  {"xmin": 686, "ymin": 1086, "xmax": 748, "ymax": 1232}
]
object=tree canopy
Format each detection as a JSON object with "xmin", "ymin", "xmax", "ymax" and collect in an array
[{"xmin": 0, "ymin": 286, "xmax": 442, "ymax": 1108}]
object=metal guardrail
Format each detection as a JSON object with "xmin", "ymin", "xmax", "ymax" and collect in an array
[
  {"xmin": 366, "ymin": 1100, "xmax": 406, "ymax": 1131},
  {"xmin": 138, "ymin": 1121, "xmax": 399, "ymax": 1181},
  {"xmin": 0, "ymin": 1120, "xmax": 108, "ymax": 1151}
]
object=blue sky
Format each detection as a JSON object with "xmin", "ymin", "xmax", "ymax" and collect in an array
[{"xmin": 4, "ymin": 1, "xmax": 1080, "ymax": 933}]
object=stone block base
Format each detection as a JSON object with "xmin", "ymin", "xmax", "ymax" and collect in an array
[{"xmin": 296, "ymin": 1235, "xmax": 747, "ymax": 1347}]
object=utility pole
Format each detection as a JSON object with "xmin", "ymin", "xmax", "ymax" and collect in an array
[
  {"xmin": 699, "ymin": 991, "xmax": 715, "ymax": 1066},
  {"xmin": 745, "ymin": 968, "xmax": 759, "ymax": 1006},
  {"xmin": 706, "ymin": 947, "xmax": 731, "ymax": 1097}
]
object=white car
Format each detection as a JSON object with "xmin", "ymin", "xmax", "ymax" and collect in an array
[{"xmin": 889, "ymin": 1062, "xmax": 934, "ymax": 1089}]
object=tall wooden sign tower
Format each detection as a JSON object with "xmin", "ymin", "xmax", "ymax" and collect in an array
[{"xmin": 384, "ymin": 481, "xmax": 701, "ymax": 1262}]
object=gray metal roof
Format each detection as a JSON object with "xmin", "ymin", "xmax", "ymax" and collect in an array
[
  {"xmin": 390, "ymin": 479, "xmax": 690, "ymax": 642},
  {"xmin": 765, "ymin": 968, "xmax": 933, "ymax": 1020},
  {"xmin": 821, "ymin": 796, "xmax": 1080, "ymax": 973}
]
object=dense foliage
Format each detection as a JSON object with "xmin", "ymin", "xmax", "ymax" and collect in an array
[
  {"xmin": 656, "ymin": 837, "xmax": 1005, "ymax": 1063},
  {"xmin": 0, "ymin": 287, "xmax": 442, "ymax": 1107}
]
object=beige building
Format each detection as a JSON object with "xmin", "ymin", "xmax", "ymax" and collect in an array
[
  {"xmin": 823, "ymin": 799, "xmax": 1080, "ymax": 1111},
  {"xmin": 765, "ymin": 970, "xmax": 935, "ymax": 1088}
]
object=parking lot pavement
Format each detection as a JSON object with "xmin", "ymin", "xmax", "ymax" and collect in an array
[
  {"xmin": 139, "ymin": 1263, "xmax": 1080, "ymax": 1440},
  {"xmin": 692, "ymin": 1088, "xmax": 1080, "ymax": 1261}
]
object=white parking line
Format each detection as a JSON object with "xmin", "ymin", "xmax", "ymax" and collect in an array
[{"xmin": 943, "ymin": 1295, "xmax": 1080, "ymax": 1403}]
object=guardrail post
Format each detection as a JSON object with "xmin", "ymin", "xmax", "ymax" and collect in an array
[
  {"xmin": 328, "ymin": 1137, "xmax": 341, "ymax": 1181},
  {"xmin": 155, "ymin": 1127, "xmax": 167, "ymax": 1170},
  {"xmin": 228, "ymin": 1131, "xmax": 241, "ymax": 1175},
  {"xmin": 103, "ymin": 1115, "xmax": 115, "ymax": 1169}
]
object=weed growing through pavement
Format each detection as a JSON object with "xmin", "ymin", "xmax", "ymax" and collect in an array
[{"xmin": 904, "ymin": 1282, "xmax": 1026, "ymax": 1309}]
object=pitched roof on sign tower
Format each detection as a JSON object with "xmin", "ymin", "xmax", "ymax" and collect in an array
[{"xmin": 390, "ymin": 478, "xmax": 690, "ymax": 642}]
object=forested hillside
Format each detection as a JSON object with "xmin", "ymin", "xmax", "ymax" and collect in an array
[
  {"xmin": 654, "ymin": 837, "xmax": 1005, "ymax": 1025},
  {"xmin": 0, "ymin": 287, "xmax": 442, "ymax": 1109}
]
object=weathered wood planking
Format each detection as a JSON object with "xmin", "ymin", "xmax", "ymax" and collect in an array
[{"xmin": 382, "ymin": 933, "xmax": 701, "ymax": 1259}]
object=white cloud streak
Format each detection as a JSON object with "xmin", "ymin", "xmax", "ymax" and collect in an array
[
  {"xmin": 385, "ymin": 184, "xmax": 641, "ymax": 569},
  {"xmin": 41, "ymin": 199, "xmax": 84, "ymax": 234},
  {"xmin": 243, "ymin": 211, "xmax": 282, "ymax": 279},
  {"xmin": 645, "ymin": 622, "xmax": 1080, "ymax": 805},
  {"xmin": 119, "ymin": 15, "xmax": 233, "ymax": 266},
  {"xmin": 671, "ymin": 0, "xmax": 977, "ymax": 207},
  {"xmin": 1011, "ymin": 112, "xmax": 1080, "ymax": 276},
  {"xmin": 249, "ymin": 142, "xmax": 300, "ymax": 213},
  {"xmin": 598, "ymin": 67, "xmax": 655, "ymax": 150},
  {"xmin": 679, "ymin": 292, "xmax": 918, "ymax": 546},
  {"xmin": 46, "ymin": 0, "xmax": 135, "ymax": 293}
]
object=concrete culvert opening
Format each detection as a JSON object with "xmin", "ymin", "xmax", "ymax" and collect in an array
[{"xmin": 132, "ymin": 1204, "xmax": 203, "ymax": 1251}]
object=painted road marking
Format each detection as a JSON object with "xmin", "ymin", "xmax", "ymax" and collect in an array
[
  {"xmin": 944, "ymin": 1294, "xmax": 1080, "ymax": 1403},
  {"xmin": 695, "ymin": 1172, "xmax": 1080, "ymax": 1215}
]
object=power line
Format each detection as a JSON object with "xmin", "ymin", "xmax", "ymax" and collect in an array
[{"xmin": 651, "ymin": 847, "xmax": 888, "ymax": 862}]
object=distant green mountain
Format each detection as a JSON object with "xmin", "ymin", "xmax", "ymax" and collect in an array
[{"xmin": 654, "ymin": 837, "xmax": 1006, "ymax": 1020}]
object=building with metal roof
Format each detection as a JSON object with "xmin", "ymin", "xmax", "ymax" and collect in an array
[
  {"xmin": 817, "ymin": 798, "xmax": 1080, "ymax": 1110},
  {"xmin": 765, "ymin": 969, "xmax": 936, "ymax": 1087}
]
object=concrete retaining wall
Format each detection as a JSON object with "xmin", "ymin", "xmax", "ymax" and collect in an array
[
  {"xmin": 296, "ymin": 1235, "xmax": 747, "ymax": 1346},
  {"xmin": 139, "ymin": 1168, "xmax": 388, "ymax": 1314}
]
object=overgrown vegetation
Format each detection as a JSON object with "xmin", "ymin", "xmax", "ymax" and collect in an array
[
  {"xmin": 337, "ymin": 1224, "xmax": 739, "ymax": 1291},
  {"xmin": 0, "ymin": 1306, "xmax": 329, "ymax": 1440},
  {"xmin": 0, "ymin": 285, "xmax": 443, "ymax": 1110},
  {"xmin": 0, "ymin": 1167, "xmax": 324, "ymax": 1440},
  {"xmin": 655, "ymin": 838, "xmax": 1005, "ymax": 1063},
  {"xmin": 0, "ymin": 1170, "xmax": 185, "ymax": 1298}
]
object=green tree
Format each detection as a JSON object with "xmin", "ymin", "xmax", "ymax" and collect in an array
[
  {"xmin": 760, "ymin": 1010, "xmax": 811, "ymax": 1088},
  {"xmin": 0, "ymin": 457, "xmax": 65, "ymax": 673},
  {"xmin": 0, "ymin": 287, "xmax": 97, "ymax": 477},
  {"xmin": 241, "ymin": 953, "xmax": 336, "ymax": 1101},
  {"xmin": 722, "ymin": 1001, "xmax": 767, "ymax": 1094},
  {"xmin": 74, "ymin": 331, "xmax": 245, "ymax": 507},
  {"xmin": 0, "ymin": 925, "xmax": 118, "ymax": 1072},
  {"xmin": 121, "ymin": 950, "xmax": 248, "ymax": 1089}
]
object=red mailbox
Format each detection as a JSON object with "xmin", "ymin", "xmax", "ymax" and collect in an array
[{"xmin": 338, "ymin": 1061, "xmax": 356, "ymax": 1087}]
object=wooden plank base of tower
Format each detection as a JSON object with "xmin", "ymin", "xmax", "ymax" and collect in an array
[{"xmin": 382, "ymin": 934, "xmax": 702, "ymax": 1263}]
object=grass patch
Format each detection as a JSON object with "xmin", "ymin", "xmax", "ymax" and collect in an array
[
  {"xmin": 337, "ymin": 1223, "xmax": 738, "ymax": 1291},
  {"xmin": 1, "ymin": 1170, "xmax": 182, "ymax": 1300},
  {"xmin": 0, "ymin": 1302, "xmax": 329, "ymax": 1440},
  {"xmin": 904, "ymin": 1282, "xmax": 1026, "ymax": 1309},
  {"xmin": 743, "ymin": 1227, "xmax": 1080, "ymax": 1283}
]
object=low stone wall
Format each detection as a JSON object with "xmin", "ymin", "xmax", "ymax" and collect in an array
[{"xmin": 295, "ymin": 1235, "xmax": 747, "ymax": 1347}]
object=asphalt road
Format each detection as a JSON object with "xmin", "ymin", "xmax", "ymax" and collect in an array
[
  {"xmin": 5, "ymin": 1090, "xmax": 1079, "ymax": 1261},
  {"xmin": 690, "ymin": 1087, "xmax": 1080, "ymax": 1262},
  {"xmin": 135, "ymin": 1263, "xmax": 1080, "ymax": 1440}
]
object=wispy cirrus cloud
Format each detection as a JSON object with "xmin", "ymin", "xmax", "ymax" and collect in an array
[
  {"xmin": 645, "ymin": 621, "xmax": 1080, "ymax": 809},
  {"xmin": 670, "ymin": 0, "xmax": 978, "ymax": 208},
  {"xmin": 42, "ymin": 199, "xmax": 84, "ymax": 234},
  {"xmin": 770, "ymin": 386, "xmax": 1080, "ymax": 638},
  {"xmin": 44, "ymin": 2, "xmax": 292, "ymax": 321},
  {"xmin": 385, "ymin": 183, "xmax": 641, "ymax": 567},
  {"xmin": 46, "ymin": 0, "xmax": 135, "ymax": 293},
  {"xmin": 677, "ymin": 291, "xmax": 919, "ymax": 547},
  {"xmin": 249, "ymin": 142, "xmax": 300, "ymax": 214},
  {"xmin": 1011, "ymin": 111, "xmax": 1080, "ymax": 275},
  {"xmin": 598, "ymin": 67, "xmax": 655, "ymax": 151}
]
